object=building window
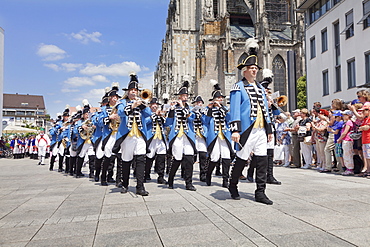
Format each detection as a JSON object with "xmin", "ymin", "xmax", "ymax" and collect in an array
[
  {"xmin": 343, "ymin": 10, "xmax": 354, "ymax": 39},
  {"xmin": 360, "ymin": 0, "xmax": 370, "ymax": 29},
  {"xmin": 365, "ymin": 52, "xmax": 370, "ymax": 84},
  {"xmin": 309, "ymin": 0, "xmax": 338, "ymax": 25},
  {"xmin": 335, "ymin": 65, "xmax": 341, "ymax": 92},
  {"xmin": 334, "ymin": 21, "xmax": 340, "ymax": 66},
  {"xmin": 323, "ymin": 70, "xmax": 329, "ymax": 96},
  {"xmin": 272, "ymin": 55, "xmax": 287, "ymax": 97},
  {"xmin": 321, "ymin": 28, "xmax": 328, "ymax": 52},
  {"xmin": 347, "ymin": 59, "xmax": 356, "ymax": 88},
  {"xmin": 310, "ymin": 37, "xmax": 316, "ymax": 59}
]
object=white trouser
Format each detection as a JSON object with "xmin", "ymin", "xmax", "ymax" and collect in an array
[
  {"xmin": 69, "ymin": 145, "xmax": 77, "ymax": 157},
  {"xmin": 79, "ymin": 142, "xmax": 94, "ymax": 158},
  {"xmin": 283, "ymin": 144, "xmax": 290, "ymax": 166},
  {"xmin": 209, "ymin": 137, "xmax": 231, "ymax": 162},
  {"xmin": 236, "ymin": 128, "xmax": 267, "ymax": 160},
  {"xmin": 195, "ymin": 135, "xmax": 207, "ymax": 152},
  {"xmin": 342, "ymin": 140, "xmax": 354, "ymax": 169},
  {"xmin": 300, "ymin": 142, "xmax": 313, "ymax": 165},
  {"xmin": 38, "ymin": 145, "xmax": 47, "ymax": 164},
  {"xmin": 147, "ymin": 138, "xmax": 167, "ymax": 159},
  {"xmin": 13, "ymin": 145, "xmax": 20, "ymax": 154},
  {"xmin": 103, "ymin": 132, "xmax": 117, "ymax": 158},
  {"xmin": 51, "ymin": 144, "xmax": 59, "ymax": 156},
  {"xmin": 95, "ymin": 140, "xmax": 104, "ymax": 159},
  {"xmin": 172, "ymin": 135, "xmax": 194, "ymax": 161},
  {"xmin": 120, "ymin": 135, "xmax": 146, "ymax": 162},
  {"xmin": 58, "ymin": 142, "xmax": 65, "ymax": 156}
]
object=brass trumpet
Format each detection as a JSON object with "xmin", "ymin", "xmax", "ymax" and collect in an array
[{"xmin": 109, "ymin": 104, "xmax": 121, "ymax": 132}]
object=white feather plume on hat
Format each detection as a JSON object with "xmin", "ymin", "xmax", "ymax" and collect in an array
[
  {"xmin": 82, "ymin": 99, "xmax": 89, "ymax": 107},
  {"xmin": 111, "ymin": 82, "xmax": 119, "ymax": 90},
  {"xmin": 162, "ymin": 93, "xmax": 169, "ymax": 100},
  {"xmin": 65, "ymin": 104, "xmax": 70, "ymax": 109},
  {"xmin": 245, "ymin": 38, "xmax": 259, "ymax": 55},
  {"xmin": 183, "ymin": 75, "xmax": 191, "ymax": 82},
  {"xmin": 210, "ymin": 79, "xmax": 218, "ymax": 86},
  {"xmin": 104, "ymin": 87, "xmax": 110, "ymax": 93},
  {"xmin": 262, "ymin": 69, "xmax": 273, "ymax": 79},
  {"xmin": 76, "ymin": 105, "xmax": 82, "ymax": 112}
]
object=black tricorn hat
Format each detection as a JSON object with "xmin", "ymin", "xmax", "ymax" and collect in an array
[
  {"xmin": 149, "ymin": 97, "xmax": 162, "ymax": 105},
  {"xmin": 99, "ymin": 87, "xmax": 110, "ymax": 104},
  {"xmin": 192, "ymin": 95, "xmax": 204, "ymax": 104},
  {"xmin": 175, "ymin": 80, "xmax": 192, "ymax": 95},
  {"xmin": 237, "ymin": 38, "xmax": 262, "ymax": 70},
  {"xmin": 108, "ymin": 82, "xmax": 121, "ymax": 98},
  {"xmin": 209, "ymin": 80, "xmax": 226, "ymax": 101},
  {"xmin": 63, "ymin": 105, "xmax": 70, "ymax": 116},
  {"xmin": 123, "ymin": 73, "xmax": 140, "ymax": 91},
  {"xmin": 82, "ymin": 99, "xmax": 90, "ymax": 114}
]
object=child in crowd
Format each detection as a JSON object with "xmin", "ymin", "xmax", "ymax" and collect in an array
[
  {"xmin": 327, "ymin": 110, "xmax": 344, "ymax": 172},
  {"xmin": 337, "ymin": 110, "xmax": 354, "ymax": 175}
]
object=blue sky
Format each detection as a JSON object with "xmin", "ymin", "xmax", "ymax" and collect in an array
[{"xmin": 0, "ymin": 0, "xmax": 169, "ymax": 118}]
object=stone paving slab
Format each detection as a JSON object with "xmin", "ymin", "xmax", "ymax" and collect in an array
[{"xmin": 1, "ymin": 158, "xmax": 370, "ymax": 246}]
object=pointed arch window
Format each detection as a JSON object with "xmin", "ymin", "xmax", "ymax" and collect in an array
[{"xmin": 272, "ymin": 55, "xmax": 287, "ymax": 97}]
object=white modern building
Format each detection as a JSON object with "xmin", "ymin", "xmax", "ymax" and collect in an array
[
  {"xmin": 298, "ymin": 0, "xmax": 370, "ymax": 108},
  {"xmin": 0, "ymin": 27, "xmax": 4, "ymax": 135}
]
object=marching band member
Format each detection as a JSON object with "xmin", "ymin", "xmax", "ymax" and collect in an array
[
  {"xmin": 166, "ymin": 80, "xmax": 197, "ymax": 191},
  {"xmin": 28, "ymin": 135, "xmax": 38, "ymax": 160},
  {"xmin": 36, "ymin": 129, "xmax": 50, "ymax": 166},
  {"xmin": 204, "ymin": 81, "xmax": 233, "ymax": 188},
  {"xmin": 92, "ymin": 88, "xmax": 110, "ymax": 182},
  {"xmin": 144, "ymin": 97, "xmax": 168, "ymax": 184},
  {"xmin": 49, "ymin": 113, "xmax": 62, "ymax": 171},
  {"xmin": 68, "ymin": 107, "xmax": 82, "ymax": 176},
  {"xmin": 75, "ymin": 100, "xmax": 96, "ymax": 178},
  {"xmin": 56, "ymin": 106, "xmax": 71, "ymax": 172},
  {"xmin": 111, "ymin": 73, "xmax": 151, "ymax": 196},
  {"xmin": 228, "ymin": 38, "xmax": 273, "ymax": 205},
  {"xmin": 98, "ymin": 83, "xmax": 121, "ymax": 186},
  {"xmin": 10, "ymin": 136, "xmax": 21, "ymax": 159},
  {"xmin": 191, "ymin": 95, "xmax": 208, "ymax": 182}
]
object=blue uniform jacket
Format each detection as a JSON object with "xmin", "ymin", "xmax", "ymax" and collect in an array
[
  {"xmin": 145, "ymin": 113, "xmax": 170, "ymax": 147},
  {"xmin": 229, "ymin": 79, "xmax": 272, "ymax": 151},
  {"xmin": 203, "ymin": 105, "xmax": 233, "ymax": 154}
]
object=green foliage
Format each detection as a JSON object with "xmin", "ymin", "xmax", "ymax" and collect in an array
[{"xmin": 297, "ymin": 75, "xmax": 307, "ymax": 109}]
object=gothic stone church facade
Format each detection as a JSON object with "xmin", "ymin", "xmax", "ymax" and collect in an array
[{"xmin": 154, "ymin": 0, "xmax": 305, "ymax": 110}]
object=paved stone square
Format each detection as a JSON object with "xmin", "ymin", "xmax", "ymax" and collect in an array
[{"xmin": 0, "ymin": 157, "xmax": 369, "ymax": 246}]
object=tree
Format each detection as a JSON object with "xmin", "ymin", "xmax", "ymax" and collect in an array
[{"xmin": 297, "ymin": 75, "xmax": 307, "ymax": 109}]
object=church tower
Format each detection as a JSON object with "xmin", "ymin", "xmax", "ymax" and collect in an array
[{"xmin": 155, "ymin": 0, "xmax": 305, "ymax": 110}]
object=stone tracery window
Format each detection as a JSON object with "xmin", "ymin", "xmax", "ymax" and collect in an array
[{"xmin": 272, "ymin": 55, "xmax": 286, "ymax": 97}]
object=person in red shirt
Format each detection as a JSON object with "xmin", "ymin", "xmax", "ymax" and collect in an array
[{"xmin": 358, "ymin": 103, "xmax": 370, "ymax": 177}]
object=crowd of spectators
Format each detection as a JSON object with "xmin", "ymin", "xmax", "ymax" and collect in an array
[{"xmin": 273, "ymin": 89, "xmax": 370, "ymax": 178}]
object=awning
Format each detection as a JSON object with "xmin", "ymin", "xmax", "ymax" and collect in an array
[{"xmin": 3, "ymin": 125, "xmax": 38, "ymax": 134}]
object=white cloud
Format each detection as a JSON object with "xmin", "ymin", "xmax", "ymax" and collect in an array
[
  {"xmin": 137, "ymin": 72, "xmax": 154, "ymax": 90},
  {"xmin": 92, "ymin": 75, "xmax": 109, "ymax": 83},
  {"xmin": 61, "ymin": 88, "xmax": 80, "ymax": 93},
  {"xmin": 64, "ymin": 77, "xmax": 95, "ymax": 87},
  {"xmin": 44, "ymin": 63, "xmax": 60, "ymax": 71},
  {"xmin": 53, "ymin": 100, "xmax": 62, "ymax": 104},
  {"xmin": 79, "ymin": 61, "xmax": 142, "ymax": 76},
  {"xmin": 37, "ymin": 44, "xmax": 66, "ymax": 61},
  {"xmin": 61, "ymin": 63, "xmax": 83, "ymax": 72},
  {"xmin": 44, "ymin": 63, "xmax": 83, "ymax": 72},
  {"xmin": 68, "ymin": 29, "xmax": 102, "ymax": 44}
]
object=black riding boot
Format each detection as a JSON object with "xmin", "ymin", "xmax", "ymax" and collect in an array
[
  {"xmin": 49, "ymin": 155, "xmax": 56, "ymax": 171},
  {"xmin": 107, "ymin": 155, "xmax": 116, "ymax": 183},
  {"xmin": 155, "ymin": 154, "xmax": 167, "ymax": 184},
  {"xmin": 228, "ymin": 157, "xmax": 246, "ymax": 200},
  {"xmin": 215, "ymin": 162, "xmax": 222, "ymax": 176},
  {"xmin": 135, "ymin": 155, "xmax": 149, "ymax": 196},
  {"xmin": 221, "ymin": 158, "xmax": 231, "ymax": 188},
  {"xmin": 205, "ymin": 160, "xmax": 218, "ymax": 186},
  {"xmin": 166, "ymin": 154, "xmax": 172, "ymax": 175},
  {"xmin": 69, "ymin": 156, "xmax": 76, "ymax": 176},
  {"xmin": 254, "ymin": 155, "xmax": 273, "ymax": 205},
  {"xmin": 58, "ymin": 154, "xmax": 64, "ymax": 172},
  {"xmin": 247, "ymin": 158, "xmax": 255, "ymax": 182},
  {"xmin": 75, "ymin": 157, "xmax": 85, "ymax": 178},
  {"xmin": 64, "ymin": 156, "xmax": 70, "ymax": 174},
  {"xmin": 168, "ymin": 159, "xmax": 181, "ymax": 189},
  {"xmin": 115, "ymin": 154, "xmax": 123, "ymax": 187},
  {"xmin": 199, "ymin": 151, "xmax": 207, "ymax": 182},
  {"xmin": 144, "ymin": 156, "xmax": 155, "ymax": 182},
  {"xmin": 266, "ymin": 149, "xmax": 281, "ymax": 185},
  {"xmin": 88, "ymin": 155, "xmax": 95, "ymax": 178},
  {"xmin": 120, "ymin": 160, "xmax": 131, "ymax": 193},
  {"xmin": 101, "ymin": 157, "xmax": 110, "ymax": 186},
  {"xmin": 94, "ymin": 158, "xmax": 103, "ymax": 182},
  {"xmin": 183, "ymin": 155, "xmax": 196, "ymax": 191}
]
